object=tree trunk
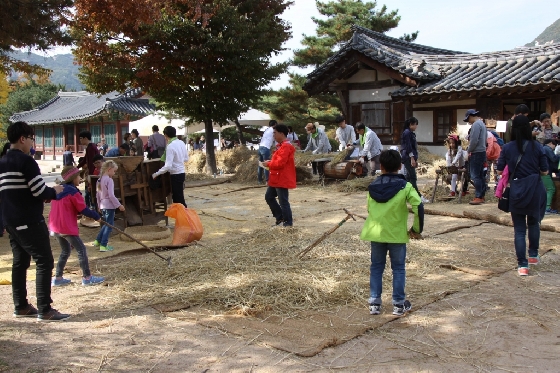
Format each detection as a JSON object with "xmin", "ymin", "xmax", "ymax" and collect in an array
[
  {"xmin": 204, "ymin": 119, "xmax": 218, "ymax": 175},
  {"xmin": 234, "ymin": 119, "xmax": 246, "ymax": 145}
]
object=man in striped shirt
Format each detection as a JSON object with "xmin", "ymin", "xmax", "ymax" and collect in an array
[{"xmin": 0, "ymin": 122, "xmax": 70, "ymax": 321}]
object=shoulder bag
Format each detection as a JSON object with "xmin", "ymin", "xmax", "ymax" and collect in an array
[{"xmin": 498, "ymin": 142, "xmax": 527, "ymax": 213}]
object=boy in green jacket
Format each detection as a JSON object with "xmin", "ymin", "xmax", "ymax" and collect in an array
[{"xmin": 360, "ymin": 150, "xmax": 424, "ymax": 316}]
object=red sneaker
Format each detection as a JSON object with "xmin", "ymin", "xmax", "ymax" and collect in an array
[
  {"xmin": 449, "ymin": 191, "xmax": 456, "ymax": 197},
  {"xmin": 518, "ymin": 267, "xmax": 529, "ymax": 276}
]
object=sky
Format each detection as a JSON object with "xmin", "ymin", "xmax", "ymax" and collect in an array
[
  {"xmin": 42, "ymin": 0, "xmax": 558, "ymax": 90},
  {"xmin": 269, "ymin": 0, "xmax": 559, "ymax": 89}
]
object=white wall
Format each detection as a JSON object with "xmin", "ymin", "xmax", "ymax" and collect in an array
[
  {"xmin": 456, "ymin": 109, "xmax": 470, "ymax": 139},
  {"xmin": 349, "ymin": 86, "xmax": 401, "ymax": 103},
  {"xmin": 413, "ymin": 111, "xmax": 434, "ymax": 143},
  {"xmin": 347, "ymin": 69, "xmax": 377, "ymax": 83}
]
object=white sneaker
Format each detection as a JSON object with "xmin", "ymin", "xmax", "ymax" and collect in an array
[{"xmin": 421, "ymin": 196, "xmax": 430, "ymax": 204}]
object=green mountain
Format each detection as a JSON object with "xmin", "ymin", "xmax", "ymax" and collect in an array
[
  {"xmin": 9, "ymin": 51, "xmax": 85, "ymax": 91},
  {"xmin": 525, "ymin": 17, "xmax": 560, "ymax": 47}
]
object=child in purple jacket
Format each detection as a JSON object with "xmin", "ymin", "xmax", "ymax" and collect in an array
[{"xmin": 93, "ymin": 160, "xmax": 125, "ymax": 252}]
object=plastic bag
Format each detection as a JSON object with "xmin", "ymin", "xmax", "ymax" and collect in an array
[{"xmin": 164, "ymin": 203, "xmax": 203, "ymax": 244}]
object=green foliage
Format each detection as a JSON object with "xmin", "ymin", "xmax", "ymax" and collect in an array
[
  {"xmin": 74, "ymin": 0, "xmax": 291, "ymax": 173},
  {"xmin": 256, "ymin": 73, "xmax": 341, "ymax": 142},
  {"xmin": 525, "ymin": 17, "xmax": 560, "ymax": 46},
  {"xmin": 0, "ymin": 80, "xmax": 62, "ymax": 139},
  {"xmin": 0, "ymin": 0, "xmax": 73, "ymax": 75},
  {"xmin": 293, "ymin": 0, "xmax": 417, "ymax": 68}
]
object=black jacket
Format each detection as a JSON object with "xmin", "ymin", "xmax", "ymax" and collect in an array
[{"xmin": 0, "ymin": 149, "xmax": 56, "ymax": 227}]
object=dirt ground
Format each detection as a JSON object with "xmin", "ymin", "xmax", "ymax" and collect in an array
[{"xmin": 1, "ymin": 174, "xmax": 560, "ymax": 372}]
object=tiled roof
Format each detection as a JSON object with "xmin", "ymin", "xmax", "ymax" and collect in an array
[
  {"xmin": 304, "ymin": 25, "xmax": 560, "ymax": 97},
  {"xmin": 10, "ymin": 90, "xmax": 155, "ymax": 125},
  {"xmin": 392, "ymin": 46, "xmax": 560, "ymax": 96}
]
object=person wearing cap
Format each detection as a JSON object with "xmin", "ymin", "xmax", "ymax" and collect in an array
[
  {"xmin": 49, "ymin": 166, "xmax": 105, "ymax": 287},
  {"xmin": 535, "ymin": 113, "xmax": 560, "ymax": 144},
  {"xmin": 355, "ymin": 123, "xmax": 382, "ymax": 176},
  {"xmin": 0, "ymin": 121, "xmax": 70, "ymax": 321},
  {"xmin": 465, "ymin": 109, "xmax": 488, "ymax": 205},
  {"xmin": 334, "ymin": 114, "xmax": 356, "ymax": 152},
  {"xmin": 542, "ymin": 138, "xmax": 559, "ymax": 214},
  {"xmin": 303, "ymin": 122, "xmax": 331, "ymax": 155},
  {"xmin": 304, "ymin": 122, "xmax": 332, "ymax": 175},
  {"xmin": 258, "ymin": 120, "xmax": 277, "ymax": 184},
  {"xmin": 105, "ymin": 143, "xmax": 130, "ymax": 157},
  {"xmin": 130, "ymin": 129, "xmax": 144, "ymax": 157},
  {"xmin": 496, "ymin": 115, "xmax": 547, "ymax": 276}
]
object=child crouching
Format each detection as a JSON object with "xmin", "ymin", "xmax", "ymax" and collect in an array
[
  {"xmin": 49, "ymin": 166, "xmax": 105, "ymax": 286},
  {"xmin": 360, "ymin": 150, "xmax": 424, "ymax": 316},
  {"xmin": 93, "ymin": 160, "xmax": 125, "ymax": 252}
]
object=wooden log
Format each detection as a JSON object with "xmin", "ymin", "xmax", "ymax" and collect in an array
[
  {"xmin": 462, "ymin": 210, "xmax": 560, "ymax": 233},
  {"xmin": 408, "ymin": 207, "xmax": 466, "ymax": 219}
]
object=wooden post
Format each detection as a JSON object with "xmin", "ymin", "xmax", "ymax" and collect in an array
[{"xmin": 431, "ymin": 170, "xmax": 440, "ymax": 203}]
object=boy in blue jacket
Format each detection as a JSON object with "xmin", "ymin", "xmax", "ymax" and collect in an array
[{"xmin": 360, "ymin": 150, "xmax": 424, "ymax": 316}]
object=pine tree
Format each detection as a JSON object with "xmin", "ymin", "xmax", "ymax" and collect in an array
[{"xmin": 293, "ymin": 0, "xmax": 418, "ymax": 68}]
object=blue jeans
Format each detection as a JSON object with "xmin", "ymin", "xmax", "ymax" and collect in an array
[
  {"xmin": 96, "ymin": 209, "xmax": 116, "ymax": 246},
  {"xmin": 257, "ymin": 146, "xmax": 271, "ymax": 183},
  {"xmin": 265, "ymin": 187, "xmax": 293, "ymax": 226},
  {"xmin": 403, "ymin": 158, "xmax": 420, "ymax": 197},
  {"xmin": 369, "ymin": 242, "xmax": 407, "ymax": 305},
  {"xmin": 469, "ymin": 151, "xmax": 487, "ymax": 198},
  {"xmin": 511, "ymin": 213, "xmax": 540, "ymax": 267},
  {"xmin": 54, "ymin": 234, "xmax": 91, "ymax": 278}
]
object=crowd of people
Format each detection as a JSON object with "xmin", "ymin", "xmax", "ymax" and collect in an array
[
  {"xmin": 0, "ymin": 122, "xmax": 189, "ymax": 321},
  {"xmin": 0, "ymin": 104, "xmax": 557, "ymax": 321}
]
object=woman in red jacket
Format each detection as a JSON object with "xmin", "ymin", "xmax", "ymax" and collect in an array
[{"xmin": 262, "ymin": 124, "xmax": 296, "ymax": 227}]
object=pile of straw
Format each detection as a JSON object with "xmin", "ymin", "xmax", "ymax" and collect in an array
[
  {"xmin": 331, "ymin": 176, "xmax": 374, "ymax": 193},
  {"xmin": 186, "ymin": 151, "xmax": 207, "ymax": 173},
  {"xmin": 418, "ymin": 146, "xmax": 444, "ymax": 165},
  {"xmin": 230, "ymin": 157, "xmax": 312, "ymax": 184},
  {"xmin": 215, "ymin": 147, "xmax": 255, "ymax": 173},
  {"xmin": 97, "ymin": 220, "xmax": 518, "ymax": 316}
]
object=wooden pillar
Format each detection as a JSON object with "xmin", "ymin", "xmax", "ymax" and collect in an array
[
  {"xmin": 74, "ymin": 123, "xmax": 78, "ymax": 153},
  {"xmin": 41, "ymin": 125, "xmax": 45, "ymax": 160},
  {"xmin": 551, "ymin": 93, "xmax": 560, "ymax": 126},
  {"xmin": 336, "ymin": 90, "xmax": 350, "ymax": 119},
  {"xmin": 52, "ymin": 124, "xmax": 56, "ymax": 160}
]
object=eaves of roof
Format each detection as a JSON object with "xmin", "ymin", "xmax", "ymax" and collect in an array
[{"xmin": 9, "ymin": 91, "xmax": 155, "ymax": 125}]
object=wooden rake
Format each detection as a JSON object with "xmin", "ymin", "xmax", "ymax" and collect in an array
[
  {"xmin": 297, "ymin": 208, "xmax": 363, "ymax": 259},
  {"xmin": 100, "ymin": 220, "xmax": 173, "ymax": 268}
]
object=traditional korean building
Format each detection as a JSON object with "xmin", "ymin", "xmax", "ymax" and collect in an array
[
  {"xmin": 303, "ymin": 26, "xmax": 560, "ymax": 153},
  {"xmin": 10, "ymin": 88, "xmax": 155, "ymax": 159}
]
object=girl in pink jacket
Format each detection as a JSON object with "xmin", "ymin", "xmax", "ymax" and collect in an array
[
  {"xmin": 93, "ymin": 160, "xmax": 125, "ymax": 252},
  {"xmin": 49, "ymin": 166, "xmax": 104, "ymax": 286}
]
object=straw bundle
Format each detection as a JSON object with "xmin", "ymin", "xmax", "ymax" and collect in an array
[
  {"xmin": 294, "ymin": 152, "xmax": 333, "ymax": 167},
  {"xmin": 186, "ymin": 151, "xmax": 206, "ymax": 173},
  {"xmin": 215, "ymin": 147, "xmax": 255, "ymax": 173},
  {"xmin": 230, "ymin": 157, "xmax": 312, "ymax": 184},
  {"xmin": 417, "ymin": 146, "xmax": 444, "ymax": 165},
  {"xmin": 331, "ymin": 176, "xmax": 374, "ymax": 193}
]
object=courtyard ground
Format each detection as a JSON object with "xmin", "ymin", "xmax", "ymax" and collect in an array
[{"xmin": 0, "ymin": 175, "xmax": 559, "ymax": 372}]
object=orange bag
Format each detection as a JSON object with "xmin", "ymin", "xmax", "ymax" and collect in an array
[{"xmin": 164, "ymin": 203, "xmax": 204, "ymax": 244}]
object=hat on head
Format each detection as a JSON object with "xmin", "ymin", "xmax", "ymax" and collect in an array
[
  {"xmin": 463, "ymin": 109, "xmax": 480, "ymax": 122},
  {"xmin": 334, "ymin": 114, "xmax": 345, "ymax": 124},
  {"xmin": 447, "ymin": 134, "xmax": 459, "ymax": 142},
  {"xmin": 60, "ymin": 166, "xmax": 81, "ymax": 184}
]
